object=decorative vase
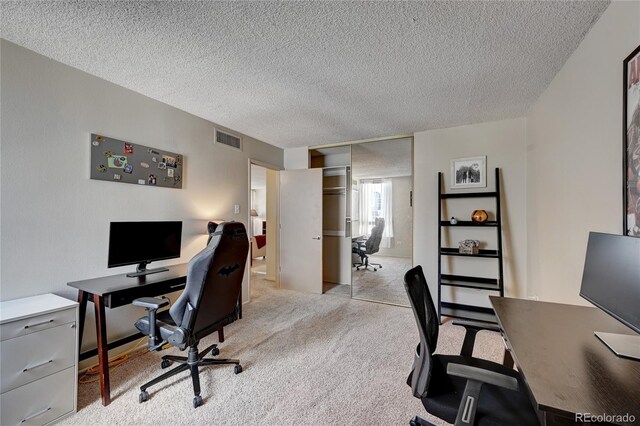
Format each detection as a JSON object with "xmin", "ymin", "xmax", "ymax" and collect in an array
[{"xmin": 471, "ymin": 210, "xmax": 488, "ymax": 223}]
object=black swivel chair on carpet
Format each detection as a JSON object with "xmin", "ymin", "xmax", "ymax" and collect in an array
[
  {"xmin": 133, "ymin": 222, "xmax": 249, "ymax": 408},
  {"xmin": 353, "ymin": 218, "xmax": 385, "ymax": 271},
  {"xmin": 403, "ymin": 266, "xmax": 539, "ymax": 426}
]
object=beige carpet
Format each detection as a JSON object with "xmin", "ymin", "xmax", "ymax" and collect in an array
[
  {"xmin": 352, "ymin": 256, "xmax": 412, "ymax": 306},
  {"xmin": 61, "ymin": 277, "xmax": 505, "ymax": 426}
]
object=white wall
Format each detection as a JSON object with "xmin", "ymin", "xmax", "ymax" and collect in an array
[
  {"xmin": 284, "ymin": 146, "xmax": 309, "ymax": 169},
  {"xmin": 0, "ymin": 40, "xmax": 283, "ymax": 360},
  {"xmin": 414, "ymin": 118, "xmax": 527, "ymax": 308},
  {"xmin": 526, "ymin": 1, "xmax": 640, "ymax": 305}
]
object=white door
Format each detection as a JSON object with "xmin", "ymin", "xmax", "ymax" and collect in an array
[{"xmin": 279, "ymin": 169, "xmax": 323, "ymax": 293}]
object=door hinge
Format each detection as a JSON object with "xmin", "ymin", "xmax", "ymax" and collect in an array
[{"xmin": 410, "ymin": 190, "xmax": 413, "ymax": 207}]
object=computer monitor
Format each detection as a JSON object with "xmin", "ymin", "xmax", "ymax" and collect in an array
[
  {"xmin": 108, "ymin": 221, "xmax": 182, "ymax": 277},
  {"xmin": 579, "ymin": 232, "xmax": 640, "ymax": 360}
]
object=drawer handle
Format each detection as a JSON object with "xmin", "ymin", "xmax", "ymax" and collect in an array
[
  {"xmin": 24, "ymin": 319, "xmax": 54, "ymax": 329},
  {"xmin": 23, "ymin": 359, "xmax": 53, "ymax": 372},
  {"xmin": 21, "ymin": 407, "xmax": 51, "ymax": 422}
]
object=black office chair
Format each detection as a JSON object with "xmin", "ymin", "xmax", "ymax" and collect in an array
[
  {"xmin": 353, "ymin": 218, "xmax": 385, "ymax": 271},
  {"xmin": 133, "ymin": 222, "xmax": 249, "ymax": 408},
  {"xmin": 206, "ymin": 220, "xmax": 220, "ymax": 245},
  {"xmin": 403, "ymin": 266, "xmax": 539, "ymax": 426}
]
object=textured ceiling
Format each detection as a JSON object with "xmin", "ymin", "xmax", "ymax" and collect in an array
[
  {"xmin": 0, "ymin": 1, "xmax": 609, "ymax": 148},
  {"xmin": 352, "ymin": 138, "xmax": 412, "ymax": 179}
]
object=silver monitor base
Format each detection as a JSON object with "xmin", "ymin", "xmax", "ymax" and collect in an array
[{"xmin": 594, "ymin": 332, "xmax": 640, "ymax": 361}]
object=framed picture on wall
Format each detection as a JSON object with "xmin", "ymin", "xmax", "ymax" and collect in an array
[
  {"xmin": 450, "ymin": 156, "xmax": 486, "ymax": 189},
  {"xmin": 623, "ymin": 45, "xmax": 640, "ymax": 237}
]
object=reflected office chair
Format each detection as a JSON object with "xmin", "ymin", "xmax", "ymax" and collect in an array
[
  {"xmin": 353, "ymin": 218, "xmax": 385, "ymax": 271},
  {"xmin": 403, "ymin": 266, "xmax": 539, "ymax": 426},
  {"xmin": 133, "ymin": 222, "xmax": 249, "ymax": 408}
]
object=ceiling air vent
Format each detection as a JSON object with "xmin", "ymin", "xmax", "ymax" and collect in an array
[{"xmin": 215, "ymin": 129, "xmax": 242, "ymax": 151}]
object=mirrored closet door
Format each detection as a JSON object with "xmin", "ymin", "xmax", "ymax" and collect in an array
[{"xmin": 351, "ymin": 138, "xmax": 413, "ymax": 306}]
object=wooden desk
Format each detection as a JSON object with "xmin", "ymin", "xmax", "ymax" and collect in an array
[
  {"xmin": 490, "ymin": 297, "xmax": 640, "ymax": 425},
  {"xmin": 68, "ymin": 264, "xmax": 188, "ymax": 406}
]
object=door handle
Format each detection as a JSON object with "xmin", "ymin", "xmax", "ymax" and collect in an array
[{"xmin": 312, "ymin": 236, "xmax": 321, "ymax": 240}]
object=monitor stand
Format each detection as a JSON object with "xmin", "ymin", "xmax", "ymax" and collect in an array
[
  {"xmin": 595, "ymin": 332, "xmax": 640, "ymax": 361},
  {"xmin": 126, "ymin": 262, "xmax": 169, "ymax": 278}
]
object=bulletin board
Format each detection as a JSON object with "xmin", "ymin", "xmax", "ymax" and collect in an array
[{"xmin": 90, "ymin": 134, "xmax": 183, "ymax": 189}]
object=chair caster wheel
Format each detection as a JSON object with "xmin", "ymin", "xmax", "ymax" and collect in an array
[
  {"xmin": 139, "ymin": 390, "xmax": 149, "ymax": 403},
  {"xmin": 211, "ymin": 347, "xmax": 220, "ymax": 356},
  {"xmin": 161, "ymin": 359, "xmax": 171, "ymax": 369},
  {"xmin": 234, "ymin": 364, "xmax": 243, "ymax": 374},
  {"xmin": 193, "ymin": 395, "xmax": 203, "ymax": 408}
]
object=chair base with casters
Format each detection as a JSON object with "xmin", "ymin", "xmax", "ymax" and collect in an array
[
  {"xmin": 352, "ymin": 243, "xmax": 383, "ymax": 271},
  {"xmin": 353, "ymin": 255, "xmax": 383, "ymax": 271},
  {"xmin": 138, "ymin": 341, "xmax": 242, "ymax": 408}
]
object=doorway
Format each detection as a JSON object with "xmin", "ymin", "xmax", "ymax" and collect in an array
[{"xmin": 249, "ymin": 162, "xmax": 279, "ymax": 299}]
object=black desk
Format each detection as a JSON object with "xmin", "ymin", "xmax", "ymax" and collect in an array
[
  {"xmin": 490, "ymin": 297, "xmax": 640, "ymax": 425},
  {"xmin": 68, "ymin": 264, "xmax": 190, "ymax": 406}
]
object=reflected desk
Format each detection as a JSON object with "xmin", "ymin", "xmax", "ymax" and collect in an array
[
  {"xmin": 68, "ymin": 264, "xmax": 189, "ymax": 406},
  {"xmin": 490, "ymin": 297, "xmax": 640, "ymax": 425}
]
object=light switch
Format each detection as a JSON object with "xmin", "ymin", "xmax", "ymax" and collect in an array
[{"xmin": 234, "ymin": 204, "xmax": 240, "ymax": 214}]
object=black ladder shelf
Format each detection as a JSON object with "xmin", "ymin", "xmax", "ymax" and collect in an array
[{"xmin": 437, "ymin": 168, "xmax": 504, "ymax": 324}]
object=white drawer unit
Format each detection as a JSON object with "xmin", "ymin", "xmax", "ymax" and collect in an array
[{"xmin": 0, "ymin": 294, "xmax": 78, "ymax": 426}]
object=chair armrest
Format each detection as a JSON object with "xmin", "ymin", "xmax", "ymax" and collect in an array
[
  {"xmin": 447, "ymin": 363, "xmax": 519, "ymax": 425},
  {"xmin": 453, "ymin": 319, "xmax": 500, "ymax": 357},
  {"xmin": 447, "ymin": 363, "xmax": 518, "ymax": 391},
  {"xmin": 452, "ymin": 319, "xmax": 500, "ymax": 333},
  {"xmin": 133, "ymin": 297, "xmax": 169, "ymax": 310},
  {"xmin": 133, "ymin": 297, "xmax": 169, "ymax": 350}
]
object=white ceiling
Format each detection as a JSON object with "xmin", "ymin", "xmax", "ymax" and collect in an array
[
  {"xmin": 352, "ymin": 138, "xmax": 412, "ymax": 179},
  {"xmin": 0, "ymin": 1, "xmax": 609, "ymax": 149}
]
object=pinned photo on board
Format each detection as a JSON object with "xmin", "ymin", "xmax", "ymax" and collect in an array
[
  {"xmin": 148, "ymin": 174, "xmax": 157, "ymax": 185},
  {"xmin": 124, "ymin": 143, "xmax": 134, "ymax": 154},
  {"xmin": 107, "ymin": 156, "xmax": 127, "ymax": 169},
  {"xmin": 162, "ymin": 155, "xmax": 177, "ymax": 168},
  {"xmin": 113, "ymin": 174, "xmax": 121, "ymax": 181},
  {"xmin": 167, "ymin": 168, "xmax": 174, "ymax": 177},
  {"xmin": 124, "ymin": 163, "xmax": 133, "ymax": 174},
  {"xmin": 158, "ymin": 162, "xmax": 167, "ymax": 170}
]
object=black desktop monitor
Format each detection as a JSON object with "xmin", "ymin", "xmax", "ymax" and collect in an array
[
  {"xmin": 108, "ymin": 221, "xmax": 182, "ymax": 277},
  {"xmin": 579, "ymin": 232, "xmax": 640, "ymax": 360}
]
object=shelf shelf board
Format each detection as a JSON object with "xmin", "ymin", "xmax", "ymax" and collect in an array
[
  {"xmin": 440, "ymin": 274, "xmax": 501, "ymax": 291},
  {"xmin": 440, "ymin": 220, "xmax": 498, "ymax": 227},
  {"xmin": 441, "ymin": 191, "xmax": 497, "ymax": 199},
  {"xmin": 441, "ymin": 302, "xmax": 497, "ymax": 324},
  {"xmin": 440, "ymin": 248, "xmax": 499, "ymax": 258}
]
